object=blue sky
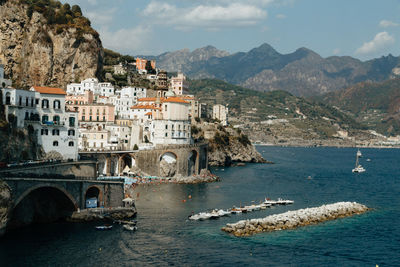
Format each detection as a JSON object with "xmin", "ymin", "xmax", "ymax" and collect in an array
[{"xmin": 63, "ymin": 0, "xmax": 400, "ymax": 60}]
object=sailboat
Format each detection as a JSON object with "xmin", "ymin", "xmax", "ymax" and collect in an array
[{"xmin": 352, "ymin": 149, "xmax": 365, "ymax": 173}]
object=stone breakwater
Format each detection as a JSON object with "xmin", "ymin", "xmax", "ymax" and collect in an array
[{"xmin": 221, "ymin": 202, "xmax": 369, "ymax": 237}]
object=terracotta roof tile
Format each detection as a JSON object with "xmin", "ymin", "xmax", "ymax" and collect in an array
[
  {"xmin": 163, "ymin": 97, "xmax": 189, "ymax": 104},
  {"xmin": 32, "ymin": 86, "xmax": 66, "ymax": 95}
]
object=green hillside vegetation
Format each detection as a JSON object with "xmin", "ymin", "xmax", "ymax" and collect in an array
[
  {"xmin": 320, "ymin": 78, "xmax": 400, "ymax": 136},
  {"xmin": 188, "ymin": 79, "xmax": 364, "ymax": 139},
  {"xmin": 14, "ymin": 0, "xmax": 98, "ymax": 38},
  {"xmin": 104, "ymin": 48, "xmax": 135, "ymax": 66}
]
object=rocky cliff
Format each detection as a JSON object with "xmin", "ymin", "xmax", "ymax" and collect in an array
[
  {"xmin": 0, "ymin": 1, "xmax": 103, "ymax": 88},
  {"xmin": 0, "ymin": 180, "xmax": 12, "ymax": 236},
  {"xmin": 192, "ymin": 122, "xmax": 266, "ymax": 166}
]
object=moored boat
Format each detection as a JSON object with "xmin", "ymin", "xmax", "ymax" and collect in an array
[{"xmin": 95, "ymin": 225, "xmax": 113, "ymax": 230}]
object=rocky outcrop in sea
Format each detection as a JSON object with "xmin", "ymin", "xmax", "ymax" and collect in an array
[{"xmin": 222, "ymin": 202, "xmax": 369, "ymax": 237}]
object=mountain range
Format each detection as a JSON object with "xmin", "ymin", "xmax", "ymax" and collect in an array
[{"xmin": 149, "ymin": 44, "xmax": 400, "ymax": 97}]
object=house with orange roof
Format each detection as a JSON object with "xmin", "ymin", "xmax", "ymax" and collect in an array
[{"xmin": 0, "ymin": 86, "xmax": 79, "ymax": 160}]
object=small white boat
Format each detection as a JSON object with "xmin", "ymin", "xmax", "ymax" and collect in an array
[
  {"xmin": 95, "ymin": 225, "xmax": 113, "ymax": 230},
  {"xmin": 264, "ymin": 198, "xmax": 278, "ymax": 205},
  {"xmin": 352, "ymin": 165, "xmax": 366, "ymax": 173},
  {"xmin": 352, "ymin": 150, "xmax": 366, "ymax": 173},
  {"xmin": 276, "ymin": 198, "xmax": 294, "ymax": 205},
  {"xmin": 123, "ymin": 224, "xmax": 137, "ymax": 231}
]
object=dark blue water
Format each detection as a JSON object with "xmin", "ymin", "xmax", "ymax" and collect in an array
[{"xmin": 1, "ymin": 147, "xmax": 400, "ymax": 266}]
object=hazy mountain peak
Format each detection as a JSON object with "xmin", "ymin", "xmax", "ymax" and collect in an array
[{"xmin": 249, "ymin": 43, "xmax": 280, "ymax": 56}]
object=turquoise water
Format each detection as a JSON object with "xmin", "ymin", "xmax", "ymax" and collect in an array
[{"xmin": 1, "ymin": 146, "xmax": 399, "ymax": 266}]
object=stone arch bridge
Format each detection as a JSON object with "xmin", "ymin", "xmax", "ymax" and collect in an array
[{"xmin": 80, "ymin": 143, "xmax": 209, "ymax": 177}]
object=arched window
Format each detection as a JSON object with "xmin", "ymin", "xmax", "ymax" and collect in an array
[
  {"xmin": 53, "ymin": 100, "xmax": 61, "ymax": 109},
  {"xmin": 53, "ymin": 141, "xmax": 58, "ymax": 146},
  {"xmin": 68, "ymin": 129, "xmax": 75, "ymax": 136},
  {"xmin": 42, "ymin": 99, "xmax": 49, "ymax": 108},
  {"xmin": 68, "ymin": 141, "xmax": 74, "ymax": 147},
  {"xmin": 5, "ymin": 92, "xmax": 11, "ymax": 105}
]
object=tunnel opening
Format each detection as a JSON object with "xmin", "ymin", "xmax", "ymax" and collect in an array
[
  {"xmin": 85, "ymin": 186, "xmax": 102, "ymax": 208},
  {"xmin": 8, "ymin": 186, "xmax": 77, "ymax": 230}
]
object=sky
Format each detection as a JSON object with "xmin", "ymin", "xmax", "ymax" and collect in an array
[{"xmin": 62, "ymin": 0, "xmax": 400, "ymax": 60}]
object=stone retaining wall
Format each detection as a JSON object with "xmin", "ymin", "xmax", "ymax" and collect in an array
[{"xmin": 222, "ymin": 202, "xmax": 369, "ymax": 237}]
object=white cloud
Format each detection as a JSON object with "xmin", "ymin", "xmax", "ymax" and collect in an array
[
  {"xmin": 355, "ymin": 32, "xmax": 395, "ymax": 55},
  {"xmin": 86, "ymin": 8, "xmax": 117, "ymax": 26},
  {"xmin": 99, "ymin": 26, "xmax": 153, "ymax": 54},
  {"xmin": 143, "ymin": 1, "xmax": 268, "ymax": 30},
  {"xmin": 379, "ymin": 20, "xmax": 399, "ymax": 28},
  {"xmin": 276, "ymin": 14, "xmax": 286, "ymax": 19}
]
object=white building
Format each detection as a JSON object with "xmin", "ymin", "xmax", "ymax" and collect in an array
[
  {"xmin": 1, "ymin": 88, "xmax": 38, "ymax": 127},
  {"xmin": 30, "ymin": 86, "xmax": 79, "ymax": 160},
  {"xmin": 1, "ymin": 86, "xmax": 79, "ymax": 160},
  {"xmin": 213, "ymin": 104, "xmax": 228, "ymax": 126},
  {"xmin": 67, "ymin": 78, "xmax": 114, "ymax": 97},
  {"xmin": 150, "ymin": 95, "xmax": 192, "ymax": 145}
]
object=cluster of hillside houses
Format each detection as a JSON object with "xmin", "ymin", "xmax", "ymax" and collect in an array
[{"xmin": 0, "ymin": 60, "xmax": 229, "ymax": 161}]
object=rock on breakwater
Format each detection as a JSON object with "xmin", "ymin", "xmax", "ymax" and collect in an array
[{"xmin": 221, "ymin": 202, "xmax": 369, "ymax": 237}]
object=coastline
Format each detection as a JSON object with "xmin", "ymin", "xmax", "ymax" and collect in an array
[{"xmin": 254, "ymin": 142, "xmax": 400, "ymax": 149}]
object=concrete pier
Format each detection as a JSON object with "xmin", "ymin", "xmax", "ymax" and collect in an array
[{"xmin": 222, "ymin": 202, "xmax": 369, "ymax": 237}]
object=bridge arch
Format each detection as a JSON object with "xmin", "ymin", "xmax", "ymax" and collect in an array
[
  {"xmin": 188, "ymin": 149, "xmax": 199, "ymax": 175},
  {"xmin": 85, "ymin": 185, "xmax": 103, "ymax": 208},
  {"xmin": 9, "ymin": 184, "xmax": 78, "ymax": 228},
  {"xmin": 159, "ymin": 151, "xmax": 178, "ymax": 177},
  {"xmin": 13, "ymin": 184, "xmax": 78, "ymax": 210}
]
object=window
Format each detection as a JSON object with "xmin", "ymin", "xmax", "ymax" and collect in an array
[
  {"xmin": 82, "ymin": 116, "xmax": 85, "ymax": 121},
  {"xmin": 165, "ymin": 133, "xmax": 168, "ymax": 137},
  {"xmin": 68, "ymin": 141, "xmax": 74, "ymax": 147},
  {"xmin": 53, "ymin": 115, "xmax": 60, "ymax": 125},
  {"xmin": 53, "ymin": 100, "xmax": 61, "ymax": 109},
  {"xmin": 31, "ymin": 99, "xmax": 34, "ymax": 107},
  {"xmin": 96, "ymin": 116, "xmax": 99, "ymax": 121},
  {"xmin": 103, "ymin": 116, "xmax": 105, "ymax": 121},
  {"xmin": 35, "ymin": 99, "xmax": 39, "ymax": 105},
  {"xmin": 165, "ymin": 125, "xmax": 168, "ymax": 130},
  {"xmin": 25, "ymin": 112, "xmax": 29, "ymax": 120},
  {"xmin": 69, "ymin": 117, "xmax": 75, "ymax": 127},
  {"xmin": 89, "ymin": 116, "xmax": 92, "ymax": 121},
  {"xmin": 19, "ymin": 96, "xmax": 22, "ymax": 106},
  {"xmin": 165, "ymin": 104, "xmax": 167, "ymax": 111},
  {"xmin": 53, "ymin": 141, "xmax": 58, "ymax": 146},
  {"xmin": 41, "ymin": 129, "xmax": 48, "ymax": 135},
  {"xmin": 42, "ymin": 99, "xmax": 49, "ymax": 108},
  {"xmin": 42, "ymin": 115, "xmax": 49, "ymax": 124},
  {"xmin": 68, "ymin": 130, "xmax": 75, "ymax": 136},
  {"xmin": 52, "ymin": 129, "xmax": 60, "ymax": 136},
  {"xmin": 25, "ymin": 97, "xmax": 29, "ymax": 106}
]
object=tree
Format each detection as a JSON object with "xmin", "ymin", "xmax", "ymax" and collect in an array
[
  {"xmin": 145, "ymin": 60, "xmax": 155, "ymax": 74},
  {"xmin": 71, "ymin": 5, "xmax": 82, "ymax": 17},
  {"xmin": 133, "ymin": 144, "xmax": 139, "ymax": 150}
]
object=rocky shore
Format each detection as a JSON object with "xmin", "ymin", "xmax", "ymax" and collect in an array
[
  {"xmin": 222, "ymin": 202, "xmax": 369, "ymax": 237},
  {"xmin": 0, "ymin": 181, "xmax": 11, "ymax": 237},
  {"xmin": 68, "ymin": 207, "xmax": 136, "ymax": 222},
  {"xmin": 171, "ymin": 169, "xmax": 220, "ymax": 184}
]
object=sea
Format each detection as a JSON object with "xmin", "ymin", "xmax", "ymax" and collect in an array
[{"xmin": 1, "ymin": 146, "xmax": 399, "ymax": 266}]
